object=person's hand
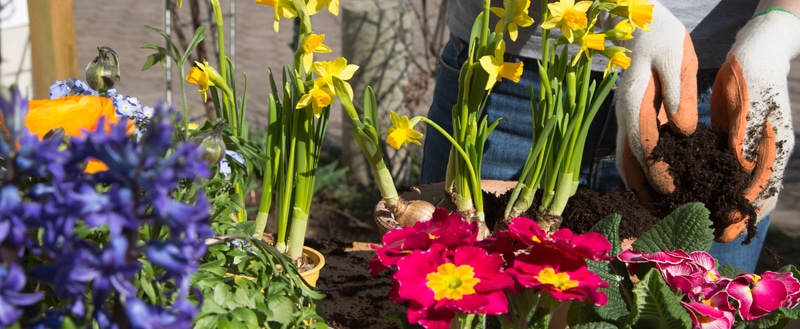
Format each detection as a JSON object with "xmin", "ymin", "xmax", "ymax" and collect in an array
[
  {"xmin": 710, "ymin": 9, "xmax": 800, "ymax": 242},
  {"xmin": 614, "ymin": 1, "xmax": 698, "ymax": 204}
]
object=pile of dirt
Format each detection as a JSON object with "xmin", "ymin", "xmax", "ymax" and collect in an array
[{"xmin": 651, "ymin": 123, "xmax": 757, "ymax": 241}]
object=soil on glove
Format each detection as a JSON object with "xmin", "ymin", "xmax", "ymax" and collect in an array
[{"xmin": 650, "ymin": 123, "xmax": 758, "ymax": 241}]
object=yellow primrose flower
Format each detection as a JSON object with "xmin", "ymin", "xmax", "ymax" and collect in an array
[
  {"xmin": 540, "ymin": 0, "xmax": 593, "ymax": 43},
  {"xmin": 478, "ymin": 40, "xmax": 524, "ymax": 90},
  {"xmin": 300, "ymin": 34, "xmax": 332, "ymax": 72},
  {"xmin": 614, "ymin": 0, "xmax": 653, "ymax": 31},
  {"xmin": 490, "ymin": 0, "xmax": 534, "ymax": 42},
  {"xmin": 602, "ymin": 47, "xmax": 632, "ymax": 76},
  {"xmin": 572, "ymin": 31, "xmax": 605, "ymax": 66},
  {"xmin": 386, "ymin": 111, "xmax": 423, "ymax": 149},
  {"xmin": 297, "ymin": 78, "xmax": 335, "ymax": 117},
  {"xmin": 256, "ymin": 0, "xmax": 298, "ymax": 33},
  {"xmin": 185, "ymin": 60, "xmax": 227, "ymax": 102},
  {"xmin": 604, "ymin": 19, "xmax": 634, "ymax": 41},
  {"xmin": 308, "ymin": 0, "xmax": 339, "ymax": 16},
  {"xmin": 313, "ymin": 57, "xmax": 359, "ymax": 100}
]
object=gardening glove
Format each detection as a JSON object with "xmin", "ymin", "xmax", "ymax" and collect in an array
[
  {"xmin": 709, "ymin": 8, "xmax": 800, "ymax": 242},
  {"xmin": 613, "ymin": 2, "xmax": 698, "ymax": 205}
]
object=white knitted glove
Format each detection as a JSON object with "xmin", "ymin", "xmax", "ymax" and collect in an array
[
  {"xmin": 614, "ymin": 1, "xmax": 698, "ymax": 204},
  {"xmin": 710, "ymin": 8, "xmax": 800, "ymax": 242}
]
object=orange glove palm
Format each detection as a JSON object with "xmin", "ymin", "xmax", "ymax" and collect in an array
[
  {"xmin": 710, "ymin": 9, "xmax": 800, "ymax": 242},
  {"xmin": 615, "ymin": 3, "xmax": 698, "ymax": 205}
]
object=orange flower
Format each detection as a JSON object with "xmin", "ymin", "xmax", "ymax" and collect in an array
[{"xmin": 25, "ymin": 95, "xmax": 133, "ymax": 173}]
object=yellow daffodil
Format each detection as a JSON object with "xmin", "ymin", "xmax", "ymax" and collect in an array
[
  {"xmin": 308, "ymin": 0, "xmax": 339, "ymax": 16},
  {"xmin": 490, "ymin": 0, "xmax": 534, "ymax": 41},
  {"xmin": 602, "ymin": 47, "xmax": 632, "ymax": 76},
  {"xmin": 256, "ymin": 0, "xmax": 299, "ymax": 33},
  {"xmin": 614, "ymin": 0, "xmax": 653, "ymax": 31},
  {"xmin": 479, "ymin": 40, "xmax": 524, "ymax": 90},
  {"xmin": 604, "ymin": 19, "xmax": 635, "ymax": 41},
  {"xmin": 185, "ymin": 60, "xmax": 231, "ymax": 102},
  {"xmin": 312, "ymin": 57, "xmax": 359, "ymax": 100},
  {"xmin": 297, "ymin": 78, "xmax": 335, "ymax": 117},
  {"xmin": 572, "ymin": 31, "xmax": 605, "ymax": 66},
  {"xmin": 300, "ymin": 34, "xmax": 332, "ymax": 72},
  {"xmin": 386, "ymin": 111, "xmax": 423, "ymax": 149},
  {"xmin": 26, "ymin": 95, "xmax": 135, "ymax": 173},
  {"xmin": 540, "ymin": 0, "xmax": 593, "ymax": 43}
]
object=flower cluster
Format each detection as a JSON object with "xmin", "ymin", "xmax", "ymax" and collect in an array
[
  {"xmin": 0, "ymin": 86, "xmax": 212, "ymax": 328},
  {"xmin": 48, "ymin": 78, "xmax": 154, "ymax": 135},
  {"xmin": 619, "ymin": 249, "xmax": 800, "ymax": 328},
  {"xmin": 369, "ymin": 209, "xmax": 612, "ymax": 329}
]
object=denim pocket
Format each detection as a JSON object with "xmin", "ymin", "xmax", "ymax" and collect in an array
[{"xmin": 438, "ymin": 36, "xmax": 469, "ymax": 80}]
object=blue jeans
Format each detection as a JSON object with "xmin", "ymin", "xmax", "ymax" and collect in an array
[{"xmin": 421, "ymin": 35, "xmax": 769, "ymax": 272}]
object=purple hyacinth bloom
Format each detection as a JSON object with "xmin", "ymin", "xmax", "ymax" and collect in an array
[
  {"xmin": 0, "ymin": 264, "xmax": 44, "ymax": 326},
  {"xmin": 49, "ymin": 80, "xmax": 72, "ymax": 99},
  {"xmin": 0, "ymin": 186, "xmax": 28, "ymax": 247}
]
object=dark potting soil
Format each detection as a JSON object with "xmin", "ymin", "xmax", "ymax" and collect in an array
[{"xmin": 650, "ymin": 123, "xmax": 758, "ymax": 241}]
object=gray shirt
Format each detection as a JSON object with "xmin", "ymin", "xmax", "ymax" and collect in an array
[{"xmin": 447, "ymin": 1, "xmax": 759, "ymax": 70}]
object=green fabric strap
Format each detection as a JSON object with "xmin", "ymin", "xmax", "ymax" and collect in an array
[{"xmin": 752, "ymin": 7, "xmax": 796, "ymax": 19}]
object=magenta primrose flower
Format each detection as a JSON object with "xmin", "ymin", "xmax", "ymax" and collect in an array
[
  {"xmin": 368, "ymin": 208, "xmax": 478, "ymax": 276},
  {"xmin": 618, "ymin": 250, "xmax": 726, "ymax": 299},
  {"xmin": 508, "ymin": 245, "xmax": 609, "ymax": 305},
  {"xmin": 681, "ymin": 292, "xmax": 736, "ymax": 329},
  {"xmin": 393, "ymin": 244, "xmax": 514, "ymax": 329},
  {"xmin": 726, "ymin": 271, "xmax": 800, "ymax": 321}
]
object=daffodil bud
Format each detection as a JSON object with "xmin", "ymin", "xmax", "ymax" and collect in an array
[
  {"xmin": 85, "ymin": 46, "xmax": 120, "ymax": 96},
  {"xmin": 189, "ymin": 120, "xmax": 227, "ymax": 165}
]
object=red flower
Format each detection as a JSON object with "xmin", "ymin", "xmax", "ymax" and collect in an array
[
  {"xmin": 506, "ymin": 216, "xmax": 611, "ymax": 261},
  {"xmin": 368, "ymin": 208, "xmax": 477, "ymax": 276},
  {"xmin": 507, "ymin": 246, "xmax": 608, "ymax": 305},
  {"xmin": 393, "ymin": 244, "xmax": 514, "ymax": 329},
  {"xmin": 727, "ymin": 271, "xmax": 800, "ymax": 321}
]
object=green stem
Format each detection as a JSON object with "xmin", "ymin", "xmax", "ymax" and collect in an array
[
  {"xmin": 419, "ymin": 117, "xmax": 479, "ymax": 194},
  {"xmin": 178, "ymin": 65, "xmax": 189, "ymax": 139}
]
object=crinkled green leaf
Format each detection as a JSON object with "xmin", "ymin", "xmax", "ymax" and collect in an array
[
  {"xmin": 591, "ymin": 214, "xmax": 622, "ymax": 257},
  {"xmin": 632, "ymin": 202, "xmax": 713, "ymax": 253},
  {"xmin": 570, "ymin": 321, "xmax": 620, "ymax": 329},
  {"xmin": 628, "ymin": 268, "xmax": 692, "ymax": 329}
]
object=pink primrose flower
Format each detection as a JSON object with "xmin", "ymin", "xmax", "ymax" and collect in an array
[
  {"xmin": 368, "ymin": 208, "xmax": 478, "ymax": 276},
  {"xmin": 727, "ymin": 271, "xmax": 800, "ymax": 321},
  {"xmin": 681, "ymin": 297, "xmax": 735, "ymax": 329},
  {"xmin": 618, "ymin": 250, "xmax": 726, "ymax": 298},
  {"xmin": 394, "ymin": 244, "xmax": 514, "ymax": 328},
  {"xmin": 507, "ymin": 245, "xmax": 608, "ymax": 305}
]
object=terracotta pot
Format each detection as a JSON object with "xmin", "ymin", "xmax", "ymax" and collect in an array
[{"xmin": 373, "ymin": 180, "xmax": 518, "ymax": 235}]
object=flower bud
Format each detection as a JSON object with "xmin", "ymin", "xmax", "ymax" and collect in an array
[
  {"xmin": 188, "ymin": 120, "xmax": 227, "ymax": 165},
  {"xmin": 85, "ymin": 46, "xmax": 121, "ymax": 96}
]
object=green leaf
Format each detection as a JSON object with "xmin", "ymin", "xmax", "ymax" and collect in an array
[
  {"xmin": 180, "ymin": 25, "xmax": 207, "ymax": 65},
  {"xmin": 266, "ymin": 294, "xmax": 297, "ymax": 325},
  {"xmin": 628, "ymin": 268, "xmax": 692, "ymax": 329},
  {"xmin": 193, "ymin": 314, "xmax": 218, "ymax": 329},
  {"xmin": 584, "ymin": 259, "xmax": 629, "ymax": 323},
  {"xmin": 216, "ymin": 315, "xmax": 233, "ymax": 329},
  {"xmin": 232, "ymin": 288, "xmax": 256, "ymax": 309},
  {"xmin": 718, "ymin": 264, "xmax": 745, "ymax": 278},
  {"xmin": 139, "ymin": 274, "xmax": 157, "ymax": 303},
  {"xmin": 632, "ymin": 202, "xmax": 713, "ymax": 253},
  {"xmin": 230, "ymin": 307, "xmax": 259, "ymax": 328},
  {"xmin": 570, "ymin": 322, "xmax": 620, "ymax": 329},
  {"xmin": 212, "ymin": 283, "xmax": 232, "ymax": 306},
  {"xmin": 591, "ymin": 214, "xmax": 622, "ymax": 257}
]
